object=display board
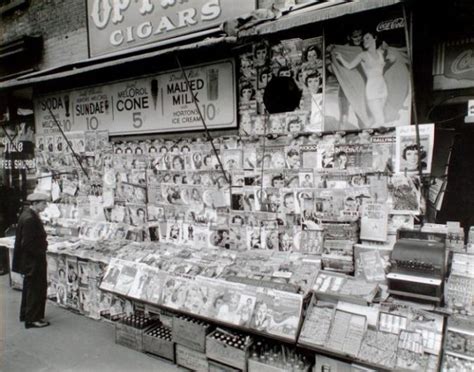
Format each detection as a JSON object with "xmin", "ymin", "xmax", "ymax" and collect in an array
[{"xmin": 33, "ymin": 59, "xmax": 236, "ymax": 135}]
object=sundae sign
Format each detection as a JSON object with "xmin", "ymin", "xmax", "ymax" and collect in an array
[{"xmin": 87, "ymin": 0, "xmax": 255, "ymax": 57}]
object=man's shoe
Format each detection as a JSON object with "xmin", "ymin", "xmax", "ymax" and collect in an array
[{"xmin": 25, "ymin": 320, "xmax": 50, "ymax": 329}]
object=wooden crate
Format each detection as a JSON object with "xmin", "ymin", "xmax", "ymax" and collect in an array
[
  {"xmin": 176, "ymin": 344, "xmax": 209, "ymax": 372},
  {"xmin": 115, "ymin": 322, "xmax": 145, "ymax": 352},
  {"xmin": 248, "ymin": 359, "xmax": 311, "ymax": 372},
  {"xmin": 206, "ymin": 330, "xmax": 251, "ymax": 371},
  {"xmin": 143, "ymin": 325, "xmax": 175, "ymax": 361},
  {"xmin": 172, "ymin": 315, "xmax": 211, "ymax": 353},
  {"xmin": 209, "ymin": 360, "xmax": 243, "ymax": 372}
]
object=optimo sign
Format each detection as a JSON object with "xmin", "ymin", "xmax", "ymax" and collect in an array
[
  {"xmin": 34, "ymin": 59, "xmax": 236, "ymax": 135},
  {"xmin": 87, "ymin": 0, "xmax": 255, "ymax": 57}
]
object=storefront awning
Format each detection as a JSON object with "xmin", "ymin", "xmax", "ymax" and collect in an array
[
  {"xmin": 241, "ymin": 0, "xmax": 406, "ymax": 36},
  {"xmin": 0, "ymin": 34, "xmax": 236, "ymax": 91}
]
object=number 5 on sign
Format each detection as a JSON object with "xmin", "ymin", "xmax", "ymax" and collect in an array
[{"xmin": 133, "ymin": 112, "xmax": 143, "ymax": 128}]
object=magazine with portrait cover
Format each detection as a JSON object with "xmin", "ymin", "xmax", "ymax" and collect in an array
[
  {"xmin": 372, "ymin": 131, "xmax": 396, "ymax": 172},
  {"xmin": 66, "ymin": 257, "xmax": 79, "ymax": 289},
  {"xmin": 247, "ymin": 226, "xmax": 263, "ymax": 250},
  {"xmin": 250, "ymin": 288, "xmax": 303, "ymax": 340},
  {"xmin": 222, "ymin": 149, "xmax": 243, "ymax": 171},
  {"xmin": 127, "ymin": 203, "xmax": 147, "ymax": 226},
  {"xmin": 316, "ymin": 141, "xmax": 335, "ymax": 170},
  {"xmin": 360, "ymin": 200, "xmax": 389, "ymax": 242},
  {"xmin": 113, "ymin": 261, "xmax": 138, "ymax": 296},
  {"xmin": 285, "ymin": 145, "xmax": 301, "ymax": 170},
  {"xmin": 278, "ymin": 227, "xmax": 298, "ymax": 252},
  {"xmin": 262, "ymin": 228, "xmax": 279, "ymax": 250},
  {"xmin": 261, "ymin": 171, "xmax": 284, "ymax": 188},
  {"xmin": 84, "ymin": 131, "xmax": 97, "ymax": 154},
  {"xmin": 79, "ymin": 287, "xmax": 91, "ymax": 316},
  {"xmin": 388, "ymin": 174, "xmax": 421, "ymax": 214},
  {"xmin": 230, "ymin": 170, "xmax": 245, "ymax": 187},
  {"xmin": 267, "ymin": 113, "xmax": 286, "ymax": 135},
  {"xmin": 166, "ymin": 221, "xmax": 183, "ymax": 244},
  {"xmin": 45, "ymin": 135, "xmax": 55, "ymax": 153},
  {"xmin": 78, "ymin": 260, "xmax": 90, "ymax": 287},
  {"xmin": 395, "ymin": 123, "xmax": 435, "ymax": 175},
  {"xmin": 298, "ymin": 170, "xmax": 314, "ymax": 188},
  {"xmin": 296, "ymin": 189, "xmax": 314, "ymax": 215},
  {"xmin": 54, "ymin": 134, "xmax": 64, "ymax": 154},
  {"xmin": 257, "ymin": 187, "xmax": 282, "ymax": 213},
  {"xmin": 228, "ymin": 225, "xmax": 247, "ymax": 251},
  {"xmin": 100, "ymin": 258, "xmax": 123, "ymax": 291},
  {"xmin": 208, "ymin": 281, "xmax": 256, "ymax": 327},
  {"xmin": 160, "ymin": 275, "xmax": 190, "ymax": 311},
  {"xmin": 147, "ymin": 204, "xmax": 165, "ymax": 222},
  {"xmin": 239, "ymin": 110, "xmax": 255, "ymax": 137},
  {"xmin": 126, "ymin": 263, "xmax": 148, "ymax": 300}
]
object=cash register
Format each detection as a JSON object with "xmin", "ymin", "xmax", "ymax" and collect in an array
[{"xmin": 387, "ymin": 230, "xmax": 446, "ymax": 303}]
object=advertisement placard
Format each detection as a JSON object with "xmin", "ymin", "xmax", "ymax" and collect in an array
[{"xmin": 34, "ymin": 59, "xmax": 236, "ymax": 135}]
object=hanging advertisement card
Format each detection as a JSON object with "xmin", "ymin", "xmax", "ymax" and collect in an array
[{"xmin": 325, "ymin": 8, "xmax": 412, "ymax": 130}]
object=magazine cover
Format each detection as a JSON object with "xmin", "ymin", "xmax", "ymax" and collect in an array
[
  {"xmin": 325, "ymin": 9, "xmax": 412, "ymax": 130},
  {"xmin": 114, "ymin": 261, "xmax": 138, "ymax": 296},
  {"xmin": 295, "ymin": 229, "xmax": 324, "ymax": 254},
  {"xmin": 372, "ymin": 131, "xmax": 396, "ymax": 172},
  {"xmin": 334, "ymin": 143, "xmax": 373, "ymax": 170},
  {"xmin": 388, "ymin": 174, "xmax": 421, "ymax": 214},
  {"xmin": 285, "ymin": 146, "xmax": 301, "ymax": 170},
  {"xmin": 300, "ymin": 144, "xmax": 319, "ymax": 169},
  {"xmin": 127, "ymin": 204, "xmax": 147, "ymax": 226},
  {"xmin": 160, "ymin": 275, "xmax": 190, "ymax": 310},
  {"xmin": 100, "ymin": 259, "xmax": 123, "ymax": 292},
  {"xmin": 316, "ymin": 141, "xmax": 335, "ymax": 169},
  {"xmin": 250, "ymin": 288, "xmax": 302, "ymax": 340},
  {"xmin": 395, "ymin": 123, "xmax": 435, "ymax": 174},
  {"xmin": 360, "ymin": 200, "xmax": 389, "ymax": 242}
]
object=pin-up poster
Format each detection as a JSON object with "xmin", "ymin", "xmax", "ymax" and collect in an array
[{"xmin": 325, "ymin": 8, "xmax": 412, "ymax": 130}]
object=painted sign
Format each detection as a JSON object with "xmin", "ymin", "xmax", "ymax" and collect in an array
[
  {"xmin": 433, "ymin": 38, "xmax": 474, "ymax": 90},
  {"xmin": 34, "ymin": 59, "xmax": 236, "ymax": 135},
  {"xmin": 87, "ymin": 0, "xmax": 256, "ymax": 57}
]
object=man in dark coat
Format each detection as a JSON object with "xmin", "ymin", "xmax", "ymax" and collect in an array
[{"xmin": 12, "ymin": 192, "xmax": 50, "ymax": 328}]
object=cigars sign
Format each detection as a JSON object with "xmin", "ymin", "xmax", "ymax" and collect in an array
[
  {"xmin": 33, "ymin": 59, "xmax": 236, "ymax": 135},
  {"xmin": 87, "ymin": 0, "xmax": 255, "ymax": 57},
  {"xmin": 433, "ymin": 37, "xmax": 474, "ymax": 90}
]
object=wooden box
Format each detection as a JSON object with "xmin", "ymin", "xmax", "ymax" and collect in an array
[
  {"xmin": 206, "ymin": 330, "xmax": 251, "ymax": 371},
  {"xmin": 143, "ymin": 325, "xmax": 175, "ymax": 362},
  {"xmin": 172, "ymin": 314, "xmax": 211, "ymax": 352},
  {"xmin": 115, "ymin": 322, "xmax": 145, "ymax": 352},
  {"xmin": 209, "ymin": 360, "xmax": 243, "ymax": 372},
  {"xmin": 175, "ymin": 344, "xmax": 209, "ymax": 372},
  {"xmin": 248, "ymin": 358, "xmax": 311, "ymax": 372}
]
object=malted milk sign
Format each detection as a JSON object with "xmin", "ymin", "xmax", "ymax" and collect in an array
[
  {"xmin": 87, "ymin": 0, "xmax": 256, "ymax": 57},
  {"xmin": 34, "ymin": 59, "xmax": 236, "ymax": 135}
]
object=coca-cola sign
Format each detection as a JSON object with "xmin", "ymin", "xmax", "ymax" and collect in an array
[
  {"xmin": 376, "ymin": 17, "xmax": 405, "ymax": 32},
  {"xmin": 451, "ymin": 50, "xmax": 474, "ymax": 75},
  {"xmin": 433, "ymin": 39, "xmax": 474, "ymax": 90}
]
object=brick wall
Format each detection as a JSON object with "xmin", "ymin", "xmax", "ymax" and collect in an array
[{"xmin": 0, "ymin": 0, "xmax": 89, "ymax": 70}]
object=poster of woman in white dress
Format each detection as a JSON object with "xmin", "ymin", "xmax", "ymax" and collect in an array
[{"xmin": 325, "ymin": 9, "xmax": 412, "ymax": 130}]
